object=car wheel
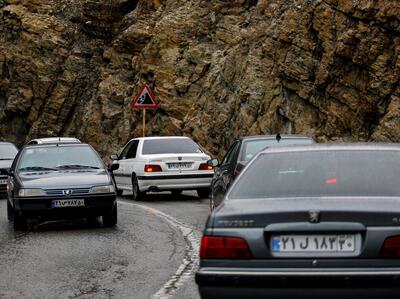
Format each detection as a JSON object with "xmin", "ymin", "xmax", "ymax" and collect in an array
[
  {"xmin": 116, "ymin": 189, "xmax": 123, "ymax": 197},
  {"xmin": 171, "ymin": 190, "xmax": 182, "ymax": 196},
  {"xmin": 197, "ymin": 188, "xmax": 211, "ymax": 199},
  {"xmin": 103, "ymin": 204, "xmax": 117, "ymax": 227},
  {"xmin": 132, "ymin": 174, "xmax": 145, "ymax": 201},
  {"xmin": 13, "ymin": 207, "xmax": 27, "ymax": 230},
  {"xmin": 7, "ymin": 200, "xmax": 13, "ymax": 222}
]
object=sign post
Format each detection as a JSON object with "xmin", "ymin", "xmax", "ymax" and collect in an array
[{"xmin": 131, "ymin": 83, "xmax": 159, "ymax": 137}]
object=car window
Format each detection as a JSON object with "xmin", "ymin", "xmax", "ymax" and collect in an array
[
  {"xmin": 0, "ymin": 143, "xmax": 18, "ymax": 159},
  {"xmin": 126, "ymin": 140, "xmax": 139, "ymax": 159},
  {"xmin": 241, "ymin": 138, "xmax": 314, "ymax": 162},
  {"xmin": 17, "ymin": 146, "xmax": 104, "ymax": 171},
  {"xmin": 142, "ymin": 138, "xmax": 202, "ymax": 155},
  {"xmin": 229, "ymin": 150, "xmax": 400, "ymax": 199},
  {"xmin": 222, "ymin": 141, "xmax": 240, "ymax": 165},
  {"xmin": 119, "ymin": 141, "xmax": 134, "ymax": 160}
]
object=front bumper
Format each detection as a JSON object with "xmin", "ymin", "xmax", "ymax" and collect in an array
[
  {"xmin": 14, "ymin": 194, "xmax": 116, "ymax": 219},
  {"xmin": 137, "ymin": 173, "xmax": 213, "ymax": 191},
  {"xmin": 0, "ymin": 184, "xmax": 7, "ymax": 198},
  {"xmin": 196, "ymin": 268, "xmax": 400, "ymax": 298}
]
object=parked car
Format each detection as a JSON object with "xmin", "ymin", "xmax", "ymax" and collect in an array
[
  {"xmin": 111, "ymin": 136, "xmax": 214, "ymax": 200},
  {"xmin": 197, "ymin": 143, "xmax": 400, "ymax": 299},
  {"xmin": 208, "ymin": 134, "xmax": 314, "ymax": 209},
  {"xmin": 27, "ymin": 137, "xmax": 81, "ymax": 145},
  {"xmin": 6, "ymin": 142, "xmax": 118, "ymax": 230},
  {"xmin": 0, "ymin": 141, "xmax": 18, "ymax": 199}
]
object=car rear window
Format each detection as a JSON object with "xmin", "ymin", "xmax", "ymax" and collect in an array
[
  {"xmin": 230, "ymin": 150, "xmax": 400, "ymax": 199},
  {"xmin": 241, "ymin": 139, "xmax": 313, "ymax": 161},
  {"xmin": 0, "ymin": 143, "xmax": 18, "ymax": 159},
  {"xmin": 142, "ymin": 138, "xmax": 202, "ymax": 155}
]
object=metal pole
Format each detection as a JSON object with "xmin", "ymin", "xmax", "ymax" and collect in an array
[{"xmin": 142, "ymin": 108, "xmax": 146, "ymax": 137}]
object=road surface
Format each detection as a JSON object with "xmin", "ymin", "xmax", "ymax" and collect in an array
[{"xmin": 0, "ymin": 191, "xmax": 209, "ymax": 298}]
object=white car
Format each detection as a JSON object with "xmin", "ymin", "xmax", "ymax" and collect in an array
[{"xmin": 111, "ymin": 136, "xmax": 214, "ymax": 200}]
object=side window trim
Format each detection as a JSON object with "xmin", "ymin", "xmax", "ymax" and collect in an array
[
  {"xmin": 126, "ymin": 140, "xmax": 139, "ymax": 159},
  {"xmin": 119, "ymin": 141, "xmax": 133, "ymax": 160},
  {"xmin": 222, "ymin": 141, "xmax": 239, "ymax": 166}
]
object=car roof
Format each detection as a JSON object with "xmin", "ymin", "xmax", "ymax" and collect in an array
[
  {"xmin": 239, "ymin": 134, "xmax": 313, "ymax": 141},
  {"xmin": 24, "ymin": 143, "xmax": 90, "ymax": 149},
  {"xmin": 129, "ymin": 136, "xmax": 192, "ymax": 141},
  {"xmin": 0, "ymin": 141, "xmax": 16, "ymax": 145},
  {"xmin": 27, "ymin": 137, "xmax": 81, "ymax": 145},
  {"xmin": 259, "ymin": 142, "xmax": 400, "ymax": 154}
]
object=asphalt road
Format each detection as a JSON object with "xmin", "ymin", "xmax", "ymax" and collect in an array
[{"xmin": 0, "ymin": 191, "xmax": 209, "ymax": 299}]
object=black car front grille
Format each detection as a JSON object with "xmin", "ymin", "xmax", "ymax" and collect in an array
[{"xmin": 45, "ymin": 188, "xmax": 91, "ymax": 196}]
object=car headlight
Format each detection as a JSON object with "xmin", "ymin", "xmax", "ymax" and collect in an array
[
  {"xmin": 18, "ymin": 188, "xmax": 46, "ymax": 197},
  {"xmin": 90, "ymin": 185, "xmax": 115, "ymax": 194}
]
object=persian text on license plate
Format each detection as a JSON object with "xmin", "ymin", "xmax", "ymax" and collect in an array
[
  {"xmin": 168, "ymin": 163, "xmax": 193, "ymax": 169},
  {"xmin": 51, "ymin": 199, "xmax": 85, "ymax": 208},
  {"xmin": 272, "ymin": 234, "xmax": 356, "ymax": 253}
]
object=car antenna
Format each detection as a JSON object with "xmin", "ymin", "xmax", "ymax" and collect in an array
[{"xmin": 276, "ymin": 133, "xmax": 281, "ymax": 142}]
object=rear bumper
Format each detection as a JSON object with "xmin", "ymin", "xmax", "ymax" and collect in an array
[
  {"xmin": 196, "ymin": 268, "xmax": 400, "ymax": 298},
  {"xmin": 14, "ymin": 194, "xmax": 116, "ymax": 219},
  {"xmin": 137, "ymin": 173, "xmax": 213, "ymax": 191}
]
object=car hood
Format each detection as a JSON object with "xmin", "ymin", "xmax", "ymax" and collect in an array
[
  {"xmin": 17, "ymin": 169, "xmax": 111, "ymax": 189},
  {"xmin": 0, "ymin": 159, "xmax": 13, "ymax": 170}
]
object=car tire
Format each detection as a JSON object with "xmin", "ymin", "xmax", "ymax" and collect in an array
[
  {"xmin": 7, "ymin": 200, "xmax": 13, "ymax": 222},
  {"xmin": 13, "ymin": 207, "xmax": 27, "ymax": 231},
  {"xmin": 116, "ymin": 189, "xmax": 123, "ymax": 197},
  {"xmin": 197, "ymin": 188, "xmax": 211, "ymax": 199},
  {"xmin": 103, "ymin": 204, "xmax": 117, "ymax": 227},
  {"xmin": 132, "ymin": 174, "xmax": 145, "ymax": 201},
  {"xmin": 171, "ymin": 190, "xmax": 182, "ymax": 196}
]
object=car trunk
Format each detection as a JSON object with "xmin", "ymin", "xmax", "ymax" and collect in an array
[
  {"xmin": 148, "ymin": 153, "xmax": 208, "ymax": 173},
  {"xmin": 214, "ymin": 197, "xmax": 400, "ymax": 228},
  {"xmin": 211, "ymin": 197, "xmax": 400, "ymax": 259}
]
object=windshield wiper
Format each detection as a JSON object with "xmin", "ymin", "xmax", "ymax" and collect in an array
[
  {"xmin": 19, "ymin": 166, "xmax": 57, "ymax": 171},
  {"xmin": 56, "ymin": 164, "xmax": 100, "ymax": 170}
]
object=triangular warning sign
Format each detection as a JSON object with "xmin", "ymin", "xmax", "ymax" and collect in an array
[{"xmin": 131, "ymin": 83, "xmax": 158, "ymax": 109}]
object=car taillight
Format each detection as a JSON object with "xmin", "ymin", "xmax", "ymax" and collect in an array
[
  {"xmin": 199, "ymin": 163, "xmax": 213, "ymax": 171},
  {"xmin": 200, "ymin": 236, "xmax": 252, "ymax": 259},
  {"xmin": 144, "ymin": 165, "xmax": 162, "ymax": 172},
  {"xmin": 381, "ymin": 236, "xmax": 400, "ymax": 257}
]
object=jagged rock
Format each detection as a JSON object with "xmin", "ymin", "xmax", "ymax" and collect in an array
[{"xmin": 0, "ymin": 0, "xmax": 400, "ymax": 158}]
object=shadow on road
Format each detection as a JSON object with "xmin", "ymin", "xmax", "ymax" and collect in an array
[
  {"xmin": 120, "ymin": 191, "xmax": 205, "ymax": 203},
  {"xmin": 27, "ymin": 217, "xmax": 108, "ymax": 232}
]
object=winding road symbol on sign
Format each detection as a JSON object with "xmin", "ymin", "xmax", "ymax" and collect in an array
[{"xmin": 131, "ymin": 83, "xmax": 158, "ymax": 109}]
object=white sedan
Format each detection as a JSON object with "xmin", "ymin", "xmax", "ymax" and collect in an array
[{"xmin": 111, "ymin": 136, "xmax": 214, "ymax": 200}]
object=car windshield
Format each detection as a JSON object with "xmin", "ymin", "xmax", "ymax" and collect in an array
[
  {"xmin": 230, "ymin": 150, "xmax": 400, "ymax": 199},
  {"xmin": 0, "ymin": 143, "xmax": 18, "ymax": 159},
  {"xmin": 17, "ymin": 145, "xmax": 104, "ymax": 172},
  {"xmin": 142, "ymin": 138, "xmax": 203, "ymax": 155},
  {"xmin": 241, "ymin": 138, "xmax": 313, "ymax": 161}
]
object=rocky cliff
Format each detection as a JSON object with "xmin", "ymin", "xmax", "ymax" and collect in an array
[{"xmin": 1, "ymin": 0, "xmax": 399, "ymax": 157}]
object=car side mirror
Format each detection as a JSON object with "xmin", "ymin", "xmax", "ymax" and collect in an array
[
  {"xmin": 207, "ymin": 158, "xmax": 219, "ymax": 167},
  {"xmin": 108, "ymin": 163, "xmax": 119, "ymax": 172},
  {"xmin": 110, "ymin": 154, "xmax": 119, "ymax": 161}
]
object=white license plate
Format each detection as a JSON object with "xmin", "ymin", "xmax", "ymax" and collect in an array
[
  {"xmin": 0, "ymin": 179, "xmax": 7, "ymax": 185},
  {"xmin": 272, "ymin": 234, "xmax": 356, "ymax": 253},
  {"xmin": 168, "ymin": 163, "xmax": 193, "ymax": 169},
  {"xmin": 51, "ymin": 199, "xmax": 85, "ymax": 208}
]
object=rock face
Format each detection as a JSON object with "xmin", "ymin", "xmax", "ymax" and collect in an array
[{"xmin": 1, "ymin": 0, "xmax": 399, "ymax": 157}]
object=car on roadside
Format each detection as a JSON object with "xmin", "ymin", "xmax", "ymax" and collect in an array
[
  {"xmin": 196, "ymin": 143, "xmax": 400, "ymax": 299},
  {"xmin": 111, "ymin": 136, "xmax": 214, "ymax": 200},
  {"xmin": 6, "ymin": 142, "xmax": 118, "ymax": 230},
  {"xmin": 208, "ymin": 134, "xmax": 314, "ymax": 209},
  {"xmin": 0, "ymin": 141, "xmax": 18, "ymax": 199},
  {"xmin": 27, "ymin": 137, "xmax": 81, "ymax": 145}
]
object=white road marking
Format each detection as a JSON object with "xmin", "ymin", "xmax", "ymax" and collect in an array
[{"xmin": 118, "ymin": 201, "xmax": 201, "ymax": 299}]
